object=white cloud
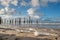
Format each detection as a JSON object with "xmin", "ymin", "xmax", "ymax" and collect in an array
[
  {"xmin": 20, "ymin": 0, "xmax": 27, "ymax": 6},
  {"xmin": 0, "ymin": 9, "xmax": 5, "ymax": 14},
  {"xmin": 11, "ymin": 0, "xmax": 18, "ymax": 6},
  {"xmin": 4, "ymin": 7, "xmax": 16, "ymax": 15},
  {"xmin": 0, "ymin": 0, "xmax": 18, "ymax": 7},
  {"xmin": 27, "ymin": 8, "xmax": 41, "ymax": 19},
  {"xmin": 30, "ymin": 15, "xmax": 40, "ymax": 19},
  {"xmin": 0, "ymin": 7, "xmax": 16, "ymax": 15},
  {"xmin": 5, "ymin": 7, "xmax": 9, "ymax": 12},
  {"xmin": 29, "ymin": 0, "xmax": 59, "ymax": 7},
  {"xmin": 20, "ymin": 0, "xmax": 39, "ymax": 7},
  {"xmin": 19, "ymin": 0, "xmax": 60, "ymax": 7},
  {"xmin": 0, "ymin": 0, "xmax": 18, "ymax": 15},
  {"xmin": 0, "ymin": 0, "xmax": 10, "ymax": 7},
  {"xmin": 27, "ymin": 8, "xmax": 35, "ymax": 15},
  {"xmin": 33, "ymin": 15, "xmax": 40, "ymax": 19},
  {"xmin": 30, "ymin": 0, "xmax": 40, "ymax": 7}
]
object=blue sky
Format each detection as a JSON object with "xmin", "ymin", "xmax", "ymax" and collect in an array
[
  {"xmin": 0, "ymin": 0, "xmax": 60, "ymax": 21},
  {"xmin": 40, "ymin": 2, "xmax": 60, "ymax": 18}
]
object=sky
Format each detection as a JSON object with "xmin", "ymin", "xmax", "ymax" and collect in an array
[{"xmin": 0, "ymin": 0, "xmax": 60, "ymax": 21}]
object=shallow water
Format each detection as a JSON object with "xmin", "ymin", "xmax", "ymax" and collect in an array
[{"xmin": 0, "ymin": 24, "xmax": 60, "ymax": 29}]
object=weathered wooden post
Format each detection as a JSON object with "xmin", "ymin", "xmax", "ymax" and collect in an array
[
  {"xmin": 0, "ymin": 17, "xmax": 2, "ymax": 24},
  {"xmin": 36, "ymin": 19, "xmax": 38, "ymax": 27},
  {"xmin": 19, "ymin": 18, "xmax": 21, "ymax": 25},
  {"xmin": 29, "ymin": 16, "xmax": 30, "ymax": 27},
  {"xmin": 24, "ymin": 17, "xmax": 25, "ymax": 27}
]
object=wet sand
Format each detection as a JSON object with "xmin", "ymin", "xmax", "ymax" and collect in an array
[{"xmin": 0, "ymin": 28, "xmax": 60, "ymax": 40}]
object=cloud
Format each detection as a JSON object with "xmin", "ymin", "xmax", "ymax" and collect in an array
[
  {"xmin": 30, "ymin": 0, "xmax": 40, "ymax": 7},
  {"xmin": 40, "ymin": 0, "xmax": 59, "ymax": 6},
  {"xmin": 4, "ymin": 7, "xmax": 16, "ymax": 15},
  {"xmin": 20, "ymin": 0, "xmax": 27, "ymax": 6},
  {"xmin": 20, "ymin": 0, "xmax": 40, "ymax": 7},
  {"xmin": 11, "ymin": 0, "xmax": 18, "ymax": 6},
  {"xmin": 30, "ymin": 15, "xmax": 40, "ymax": 19},
  {"xmin": 0, "ymin": 0, "xmax": 10, "ymax": 7},
  {"xmin": 0, "ymin": 0, "xmax": 18, "ymax": 16},
  {"xmin": 29, "ymin": 0, "xmax": 59, "ymax": 7},
  {"xmin": 0, "ymin": 7, "xmax": 16, "ymax": 15},
  {"xmin": 27, "ymin": 8, "xmax": 35, "ymax": 15},
  {"xmin": 0, "ymin": 0, "xmax": 18, "ymax": 7},
  {"xmin": 0, "ymin": 9, "xmax": 5, "ymax": 14},
  {"xmin": 27, "ymin": 8, "xmax": 41, "ymax": 19},
  {"xmin": 20, "ymin": 0, "xmax": 59, "ymax": 7}
]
